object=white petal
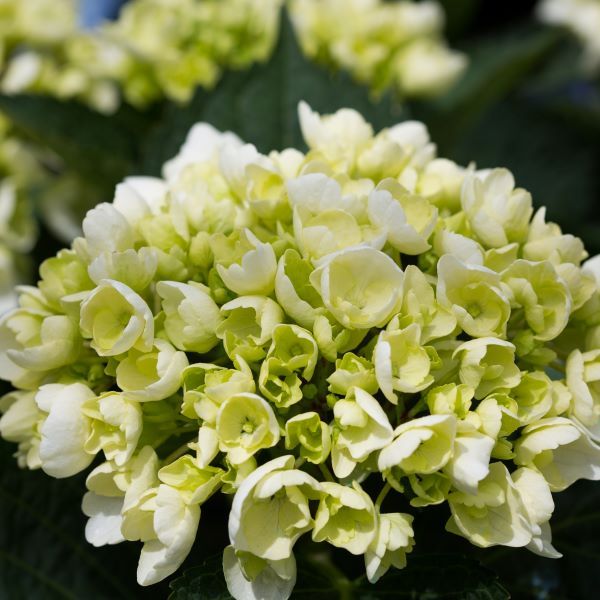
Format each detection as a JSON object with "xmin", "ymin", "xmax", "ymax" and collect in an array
[
  {"xmin": 223, "ymin": 546, "xmax": 296, "ymax": 600},
  {"xmin": 82, "ymin": 492, "xmax": 125, "ymax": 547},
  {"xmin": 38, "ymin": 383, "xmax": 95, "ymax": 478},
  {"xmin": 445, "ymin": 432, "xmax": 494, "ymax": 494}
]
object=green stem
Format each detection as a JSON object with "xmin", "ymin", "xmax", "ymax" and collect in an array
[
  {"xmin": 548, "ymin": 343, "xmax": 569, "ymax": 360},
  {"xmin": 163, "ymin": 442, "xmax": 191, "ymax": 464},
  {"xmin": 375, "ymin": 483, "xmax": 391, "ymax": 510},
  {"xmin": 406, "ymin": 397, "xmax": 427, "ymax": 420},
  {"xmin": 318, "ymin": 462, "xmax": 335, "ymax": 482},
  {"xmin": 172, "ymin": 423, "xmax": 200, "ymax": 435}
]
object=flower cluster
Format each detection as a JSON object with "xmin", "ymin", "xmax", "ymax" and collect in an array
[
  {"xmin": 538, "ymin": 0, "xmax": 600, "ymax": 72},
  {"xmin": 289, "ymin": 0, "xmax": 467, "ymax": 97},
  {"xmin": 0, "ymin": 0, "xmax": 282, "ymax": 112},
  {"xmin": 0, "ymin": 0, "xmax": 115, "ymax": 111},
  {"xmin": 0, "ymin": 0, "xmax": 76, "ymax": 65},
  {"xmin": 85, "ymin": 0, "xmax": 283, "ymax": 107},
  {"xmin": 2, "ymin": 102, "xmax": 600, "ymax": 599},
  {"xmin": 0, "ymin": 0, "xmax": 465, "ymax": 113}
]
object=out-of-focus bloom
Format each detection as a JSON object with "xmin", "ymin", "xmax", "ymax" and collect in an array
[
  {"xmin": 538, "ymin": 0, "xmax": 600, "ymax": 72},
  {"xmin": 290, "ymin": 0, "xmax": 466, "ymax": 98}
]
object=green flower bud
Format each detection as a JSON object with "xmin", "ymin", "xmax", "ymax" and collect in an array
[
  {"xmin": 285, "ymin": 412, "xmax": 331, "ymax": 464},
  {"xmin": 327, "ymin": 352, "xmax": 378, "ymax": 396}
]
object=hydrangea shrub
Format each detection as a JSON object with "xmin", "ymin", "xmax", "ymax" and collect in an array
[{"xmin": 2, "ymin": 103, "xmax": 600, "ymax": 599}]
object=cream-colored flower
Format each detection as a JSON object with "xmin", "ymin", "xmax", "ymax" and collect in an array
[
  {"xmin": 331, "ymin": 388, "xmax": 393, "ymax": 477},
  {"xmin": 437, "ymin": 255, "xmax": 510, "ymax": 338},
  {"xmin": 312, "ymin": 480, "xmax": 376, "ymax": 555},
  {"xmin": 156, "ymin": 281, "xmax": 222, "ymax": 353},
  {"xmin": 461, "ymin": 169, "xmax": 533, "ymax": 249},
  {"xmin": 514, "ymin": 417, "xmax": 600, "ymax": 491},
  {"xmin": 365, "ymin": 512, "xmax": 414, "ymax": 583},
  {"xmin": 310, "ymin": 247, "xmax": 404, "ymax": 330},
  {"xmin": 36, "ymin": 382, "xmax": 96, "ymax": 478},
  {"xmin": 215, "ymin": 393, "xmax": 280, "ymax": 465},
  {"xmin": 447, "ymin": 462, "xmax": 533, "ymax": 548},
  {"xmin": 374, "ymin": 324, "xmax": 436, "ymax": 403},
  {"xmin": 454, "ymin": 337, "xmax": 521, "ymax": 400},
  {"xmin": 229, "ymin": 455, "xmax": 321, "ymax": 560},
  {"xmin": 379, "ymin": 414, "xmax": 456, "ymax": 475},
  {"xmin": 80, "ymin": 279, "xmax": 154, "ymax": 356},
  {"xmin": 116, "ymin": 339, "xmax": 188, "ymax": 402}
]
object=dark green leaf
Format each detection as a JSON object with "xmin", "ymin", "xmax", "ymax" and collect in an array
[
  {"xmin": 168, "ymin": 551, "xmax": 508, "ymax": 600},
  {"xmin": 354, "ymin": 554, "xmax": 509, "ymax": 600},
  {"xmin": 169, "ymin": 554, "xmax": 232, "ymax": 600},
  {"xmin": 0, "ymin": 94, "xmax": 137, "ymax": 183},
  {"xmin": 419, "ymin": 24, "xmax": 564, "ymax": 148},
  {"xmin": 0, "ymin": 439, "xmax": 164, "ymax": 599}
]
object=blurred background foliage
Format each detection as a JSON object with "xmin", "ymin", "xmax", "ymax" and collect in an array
[{"xmin": 1, "ymin": 0, "xmax": 600, "ymax": 598}]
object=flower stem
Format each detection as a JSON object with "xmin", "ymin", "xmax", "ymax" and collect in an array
[
  {"xmin": 375, "ymin": 482, "xmax": 391, "ymax": 510},
  {"xmin": 295, "ymin": 456, "xmax": 306, "ymax": 469},
  {"xmin": 318, "ymin": 462, "xmax": 335, "ymax": 482},
  {"xmin": 163, "ymin": 442, "xmax": 191, "ymax": 464},
  {"xmin": 406, "ymin": 397, "xmax": 427, "ymax": 419}
]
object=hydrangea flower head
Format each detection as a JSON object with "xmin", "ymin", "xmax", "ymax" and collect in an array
[{"xmin": 2, "ymin": 102, "xmax": 600, "ymax": 599}]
